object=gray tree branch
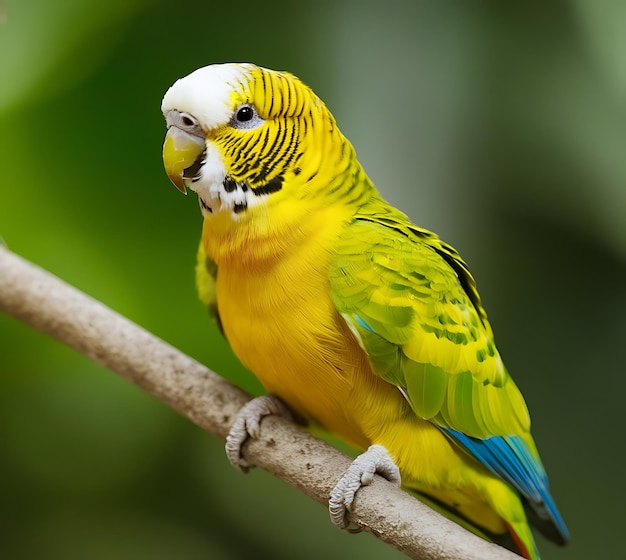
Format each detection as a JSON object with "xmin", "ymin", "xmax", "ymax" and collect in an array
[{"xmin": 0, "ymin": 245, "xmax": 520, "ymax": 560}]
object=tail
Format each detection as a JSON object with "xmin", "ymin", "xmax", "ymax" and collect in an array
[
  {"xmin": 442, "ymin": 430, "xmax": 570, "ymax": 545},
  {"xmin": 505, "ymin": 520, "xmax": 541, "ymax": 560}
]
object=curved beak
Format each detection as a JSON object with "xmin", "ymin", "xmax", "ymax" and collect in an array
[{"xmin": 162, "ymin": 126, "xmax": 206, "ymax": 194}]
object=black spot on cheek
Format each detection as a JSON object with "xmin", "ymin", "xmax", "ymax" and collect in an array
[
  {"xmin": 223, "ymin": 177, "xmax": 238, "ymax": 193},
  {"xmin": 233, "ymin": 202, "xmax": 248, "ymax": 214},
  {"xmin": 252, "ymin": 175, "xmax": 283, "ymax": 196}
]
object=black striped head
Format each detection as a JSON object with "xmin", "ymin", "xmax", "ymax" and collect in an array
[{"xmin": 162, "ymin": 63, "xmax": 345, "ymax": 221}]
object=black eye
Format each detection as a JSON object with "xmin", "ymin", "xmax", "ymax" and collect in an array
[
  {"xmin": 230, "ymin": 103, "xmax": 264, "ymax": 130},
  {"xmin": 236, "ymin": 106, "xmax": 254, "ymax": 122}
]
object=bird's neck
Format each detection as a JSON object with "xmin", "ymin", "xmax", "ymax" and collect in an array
[
  {"xmin": 201, "ymin": 198, "xmax": 317, "ymax": 269},
  {"xmin": 202, "ymin": 155, "xmax": 376, "ymax": 270}
]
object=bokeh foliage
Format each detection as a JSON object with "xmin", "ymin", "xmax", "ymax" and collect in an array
[{"xmin": 1, "ymin": 1, "xmax": 625, "ymax": 558}]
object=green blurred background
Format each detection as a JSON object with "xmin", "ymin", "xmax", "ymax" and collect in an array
[{"xmin": 1, "ymin": 1, "xmax": 624, "ymax": 558}]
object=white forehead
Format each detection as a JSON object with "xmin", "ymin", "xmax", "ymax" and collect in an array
[{"xmin": 161, "ymin": 63, "xmax": 255, "ymax": 129}]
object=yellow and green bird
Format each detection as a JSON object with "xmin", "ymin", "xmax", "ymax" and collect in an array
[{"xmin": 161, "ymin": 63, "xmax": 569, "ymax": 559}]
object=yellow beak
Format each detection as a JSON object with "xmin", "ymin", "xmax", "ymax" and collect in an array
[{"xmin": 162, "ymin": 126, "xmax": 206, "ymax": 194}]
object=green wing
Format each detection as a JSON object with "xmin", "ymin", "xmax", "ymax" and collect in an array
[
  {"xmin": 196, "ymin": 240, "xmax": 223, "ymax": 333},
  {"xmin": 329, "ymin": 209, "xmax": 530, "ymax": 440}
]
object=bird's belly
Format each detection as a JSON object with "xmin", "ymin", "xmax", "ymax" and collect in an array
[
  {"xmin": 217, "ymin": 265, "xmax": 373, "ymax": 449},
  {"xmin": 216, "ymin": 262, "xmax": 479, "ymax": 492}
]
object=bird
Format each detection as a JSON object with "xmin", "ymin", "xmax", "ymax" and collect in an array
[{"xmin": 160, "ymin": 63, "xmax": 569, "ymax": 559}]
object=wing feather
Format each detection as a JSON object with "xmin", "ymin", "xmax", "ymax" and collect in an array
[
  {"xmin": 330, "ymin": 211, "xmax": 569, "ymax": 543},
  {"xmin": 196, "ymin": 240, "xmax": 223, "ymax": 332},
  {"xmin": 331, "ymin": 215, "xmax": 529, "ymax": 439}
]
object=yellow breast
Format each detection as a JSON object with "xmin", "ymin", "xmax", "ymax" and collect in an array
[
  {"xmin": 211, "ymin": 207, "xmax": 374, "ymax": 449},
  {"xmin": 205, "ymin": 204, "xmax": 481, "ymax": 495}
]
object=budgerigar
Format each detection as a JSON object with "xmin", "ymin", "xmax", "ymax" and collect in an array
[{"xmin": 160, "ymin": 63, "xmax": 569, "ymax": 559}]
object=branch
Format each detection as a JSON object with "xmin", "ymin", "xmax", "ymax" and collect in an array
[{"xmin": 0, "ymin": 245, "xmax": 520, "ymax": 560}]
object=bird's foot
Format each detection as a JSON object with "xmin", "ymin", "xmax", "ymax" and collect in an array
[
  {"xmin": 225, "ymin": 394, "xmax": 292, "ymax": 473},
  {"xmin": 329, "ymin": 444, "xmax": 401, "ymax": 532}
]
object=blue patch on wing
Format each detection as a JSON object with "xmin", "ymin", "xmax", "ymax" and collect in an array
[
  {"xmin": 355, "ymin": 314, "xmax": 375, "ymax": 333},
  {"xmin": 442, "ymin": 428, "xmax": 570, "ymax": 541}
]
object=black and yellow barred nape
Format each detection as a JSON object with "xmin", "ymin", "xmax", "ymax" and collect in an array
[
  {"xmin": 236, "ymin": 66, "xmax": 316, "ymax": 121},
  {"xmin": 214, "ymin": 64, "xmax": 340, "ymax": 194}
]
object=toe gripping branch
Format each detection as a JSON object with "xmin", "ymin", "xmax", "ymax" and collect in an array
[
  {"xmin": 329, "ymin": 444, "xmax": 401, "ymax": 531},
  {"xmin": 225, "ymin": 394, "xmax": 293, "ymax": 473},
  {"xmin": 225, "ymin": 397, "xmax": 401, "ymax": 536}
]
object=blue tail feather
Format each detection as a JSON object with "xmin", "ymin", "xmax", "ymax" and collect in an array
[{"xmin": 441, "ymin": 428, "xmax": 570, "ymax": 544}]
